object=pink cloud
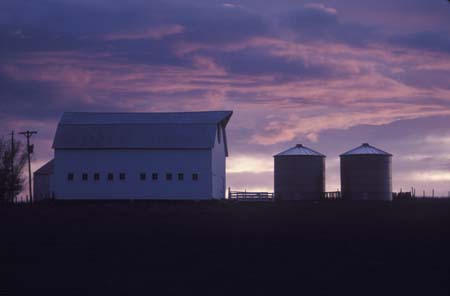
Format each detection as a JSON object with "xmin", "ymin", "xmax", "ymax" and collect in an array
[{"xmin": 3, "ymin": 33, "xmax": 450, "ymax": 149}]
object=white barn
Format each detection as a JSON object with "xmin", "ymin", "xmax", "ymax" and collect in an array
[{"xmin": 35, "ymin": 111, "xmax": 233, "ymax": 200}]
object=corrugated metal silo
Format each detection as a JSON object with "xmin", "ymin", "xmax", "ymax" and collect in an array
[
  {"xmin": 340, "ymin": 143, "xmax": 392, "ymax": 201},
  {"xmin": 274, "ymin": 144, "xmax": 325, "ymax": 200}
]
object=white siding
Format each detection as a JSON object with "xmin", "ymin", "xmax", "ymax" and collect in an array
[
  {"xmin": 211, "ymin": 126, "xmax": 226, "ymax": 199},
  {"xmin": 54, "ymin": 149, "xmax": 213, "ymax": 200}
]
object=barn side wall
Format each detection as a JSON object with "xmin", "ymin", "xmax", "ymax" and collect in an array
[
  {"xmin": 211, "ymin": 126, "xmax": 226, "ymax": 199},
  {"xmin": 54, "ymin": 149, "xmax": 213, "ymax": 200}
]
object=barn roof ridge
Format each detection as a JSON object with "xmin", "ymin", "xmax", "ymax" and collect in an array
[
  {"xmin": 52, "ymin": 111, "xmax": 233, "ymax": 154},
  {"xmin": 59, "ymin": 111, "xmax": 233, "ymax": 126}
]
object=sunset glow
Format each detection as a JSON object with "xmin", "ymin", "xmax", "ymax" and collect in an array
[{"xmin": 1, "ymin": 0, "xmax": 449, "ymax": 195}]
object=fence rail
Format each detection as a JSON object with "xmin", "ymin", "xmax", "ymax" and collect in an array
[
  {"xmin": 323, "ymin": 191, "xmax": 342, "ymax": 200},
  {"xmin": 228, "ymin": 189, "xmax": 274, "ymax": 201}
]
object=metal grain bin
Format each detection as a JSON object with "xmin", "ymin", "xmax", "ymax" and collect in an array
[
  {"xmin": 274, "ymin": 144, "xmax": 325, "ymax": 201},
  {"xmin": 340, "ymin": 143, "xmax": 392, "ymax": 201}
]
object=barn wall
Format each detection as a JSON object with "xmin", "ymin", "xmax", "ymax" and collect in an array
[
  {"xmin": 211, "ymin": 126, "xmax": 226, "ymax": 199},
  {"xmin": 54, "ymin": 149, "xmax": 213, "ymax": 200}
]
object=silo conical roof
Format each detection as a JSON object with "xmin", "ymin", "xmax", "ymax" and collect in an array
[
  {"xmin": 340, "ymin": 143, "xmax": 392, "ymax": 156},
  {"xmin": 274, "ymin": 144, "xmax": 325, "ymax": 157}
]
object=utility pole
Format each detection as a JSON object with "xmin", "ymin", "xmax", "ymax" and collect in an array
[
  {"xmin": 10, "ymin": 131, "xmax": 14, "ymax": 203},
  {"xmin": 19, "ymin": 130, "xmax": 37, "ymax": 204},
  {"xmin": 10, "ymin": 131, "xmax": 14, "ymax": 168}
]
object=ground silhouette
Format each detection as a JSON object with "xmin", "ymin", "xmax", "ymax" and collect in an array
[{"xmin": 1, "ymin": 200, "xmax": 449, "ymax": 295}]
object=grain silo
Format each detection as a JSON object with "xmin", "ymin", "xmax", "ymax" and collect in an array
[
  {"xmin": 274, "ymin": 144, "xmax": 325, "ymax": 201},
  {"xmin": 340, "ymin": 143, "xmax": 392, "ymax": 201}
]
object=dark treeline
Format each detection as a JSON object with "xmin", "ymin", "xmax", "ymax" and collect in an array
[{"xmin": 0, "ymin": 136, "xmax": 27, "ymax": 203}]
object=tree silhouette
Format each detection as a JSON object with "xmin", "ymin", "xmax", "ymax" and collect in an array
[{"xmin": 0, "ymin": 137, "xmax": 27, "ymax": 203}]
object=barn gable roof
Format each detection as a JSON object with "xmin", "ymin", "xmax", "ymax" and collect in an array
[
  {"xmin": 52, "ymin": 111, "xmax": 232, "ymax": 154},
  {"xmin": 34, "ymin": 159, "xmax": 54, "ymax": 175}
]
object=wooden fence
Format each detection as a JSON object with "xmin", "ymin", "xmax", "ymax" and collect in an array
[
  {"xmin": 228, "ymin": 189, "xmax": 274, "ymax": 201},
  {"xmin": 323, "ymin": 191, "xmax": 342, "ymax": 200}
]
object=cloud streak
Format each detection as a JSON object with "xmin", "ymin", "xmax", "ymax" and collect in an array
[{"xmin": 102, "ymin": 25, "xmax": 185, "ymax": 41}]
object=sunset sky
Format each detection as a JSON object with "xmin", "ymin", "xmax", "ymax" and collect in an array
[{"xmin": 1, "ymin": 0, "xmax": 450, "ymax": 196}]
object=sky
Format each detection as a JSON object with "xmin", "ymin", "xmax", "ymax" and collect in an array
[{"xmin": 1, "ymin": 0, "xmax": 450, "ymax": 197}]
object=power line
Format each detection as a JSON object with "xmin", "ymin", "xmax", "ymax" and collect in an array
[{"xmin": 19, "ymin": 130, "xmax": 37, "ymax": 204}]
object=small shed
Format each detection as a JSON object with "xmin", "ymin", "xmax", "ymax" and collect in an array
[{"xmin": 33, "ymin": 159, "xmax": 54, "ymax": 201}]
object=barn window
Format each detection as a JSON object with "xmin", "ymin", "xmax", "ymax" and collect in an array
[
  {"xmin": 82, "ymin": 173, "xmax": 88, "ymax": 181},
  {"xmin": 108, "ymin": 173, "xmax": 114, "ymax": 181},
  {"xmin": 152, "ymin": 173, "xmax": 158, "ymax": 181},
  {"xmin": 166, "ymin": 173, "xmax": 172, "ymax": 181},
  {"xmin": 94, "ymin": 173, "xmax": 100, "ymax": 181},
  {"xmin": 140, "ymin": 173, "xmax": 146, "ymax": 181},
  {"xmin": 119, "ymin": 173, "xmax": 126, "ymax": 180},
  {"xmin": 178, "ymin": 173, "xmax": 184, "ymax": 181},
  {"xmin": 192, "ymin": 173, "xmax": 198, "ymax": 181},
  {"xmin": 67, "ymin": 173, "xmax": 74, "ymax": 181}
]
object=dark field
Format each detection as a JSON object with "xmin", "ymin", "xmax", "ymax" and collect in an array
[{"xmin": 1, "ymin": 200, "xmax": 450, "ymax": 295}]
